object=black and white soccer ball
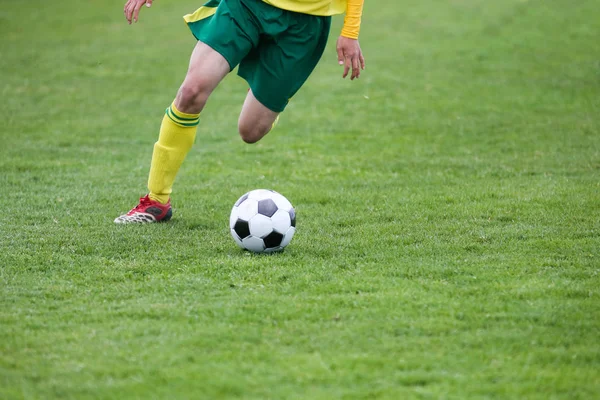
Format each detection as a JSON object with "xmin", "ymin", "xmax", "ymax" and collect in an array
[{"xmin": 229, "ymin": 189, "xmax": 296, "ymax": 253}]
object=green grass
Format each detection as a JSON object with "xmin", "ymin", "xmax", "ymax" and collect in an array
[{"xmin": 1, "ymin": 0, "xmax": 599, "ymax": 398}]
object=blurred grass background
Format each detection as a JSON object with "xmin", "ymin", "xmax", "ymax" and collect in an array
[{"xmin": 1, "ymin": 0, "xmax": 599, "ymax": 398}]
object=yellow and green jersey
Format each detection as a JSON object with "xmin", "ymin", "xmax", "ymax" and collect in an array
[
  {"xmin": 262, "ymin": 0, "xmax": 363, "ymax": 38},
  {"xmin": 261, "ymin": 0, "xmax": 347, "ymax": 16},
  {"xmin": 185, "ymin": 0, "xmax": 363, "ymax": 39}
]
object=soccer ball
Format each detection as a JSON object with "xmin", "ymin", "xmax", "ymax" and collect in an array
[{"xmin": 229, "ymin": 189, "xmax": 296, "ymax": 253}]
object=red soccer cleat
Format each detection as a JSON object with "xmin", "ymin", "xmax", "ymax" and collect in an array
[{"xmin": 114, "ymin": 195, "xmax": 172, "ymax": 224}]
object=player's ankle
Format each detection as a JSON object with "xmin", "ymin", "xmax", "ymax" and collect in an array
[{"xmin": 148, "ymin": 193, "xmax": 170, "ymax": 204}]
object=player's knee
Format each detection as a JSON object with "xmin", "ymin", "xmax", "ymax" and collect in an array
[
  {"xmin": 175, "ymin": 82, "xmax": 210, "ymax": 114},
  {"xmin": 238, "ymin": 122, "xmax": 268, "ymax": 144},
  {"xmin": 238, "ymin": 126, "xmax": 262, "ymax": 144}
]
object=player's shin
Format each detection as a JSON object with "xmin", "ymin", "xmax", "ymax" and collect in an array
[{"xmin": 147, "ymin": 102, "xmax": 200, "ymax": 204}]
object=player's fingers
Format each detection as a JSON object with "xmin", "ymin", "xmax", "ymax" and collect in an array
[
  {"xmin": 133, "ymin": 0, "xmax": 144, "ymax": 23},
  {"xmin": 146, "ymin": 0, "xmax": 153, "ymax": 7},
  {"xmin": 124, "ymin": 1, "xmax": 133, "ymax": 24},
  {"xmin": 343, "ymin": 56, "xmax": 351, "ymax": 78},
  {"xmin": 359, "ymin": 52, "xmax": 366, "ymax": 70},
  {"xmin": 336, "ymin": 46, "xmax": 344, "ymax": 66},
  {"xmin": 126, "ymin": 1, "xmax": 138, "ymax": 24},
  {"xmin": 351, "ymin": 55, "xmax": 360, "ymax": 80}
]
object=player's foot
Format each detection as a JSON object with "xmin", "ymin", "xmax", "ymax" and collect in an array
[{"xmin": 114, "ymin": 195, "xmax": 172, "ymax": 224}]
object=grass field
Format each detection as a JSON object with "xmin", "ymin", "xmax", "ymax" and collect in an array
[{"xmin": 1, "ymin": 0, "xmax": 599, "ymax": 398}]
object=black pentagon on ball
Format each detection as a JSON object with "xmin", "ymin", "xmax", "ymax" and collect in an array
[
  {"xmin": 234, "ymin": 193, "xmax": 249, "ymax": 207},
  {"xmin": 257, "ymin": 198, "xmax": 278, "ymax": 217},
  {"xmin": 289, "ymin": 208, "xmax": 296, "ymax": 227},
  {"xmin": 263, "ymin": 231, "xmax": 284, "ymax": 248},
  {"xmin": 233, "ymin": 219, "xmax": 251, "ymax": 239}
]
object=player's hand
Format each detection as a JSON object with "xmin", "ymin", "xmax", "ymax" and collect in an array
[
  {"xmin": 336, "ymin": 36, "xmax": 365, "ymax": 80},
  {"xmin": 124, "ymin": 0, "xmax": 153, "ymax": 24}
]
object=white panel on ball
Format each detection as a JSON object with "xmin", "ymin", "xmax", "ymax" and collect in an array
[
  {"xmin": 242, "ymin": 236, "xmax": 265, "ymax": 253},
  {"xmin": 270, "ymin": 209, "xmax": 291, "ymax": 233},
  {"xmin": 271, "ymin": 192, "xmax": 293, "ymax": 212},
  {"xmin": 237, "ymin": 199, "xmax": 258, "ymax": 221},
  {"xmin": 247, "ymin": 189, "xmax": 274, "ymax": 200},
  {"xmin": 280, "ymin": 227, "xmax": 296, "ymax": 248},
  {"xmin": 249, "ymin": 214, "xmax": 273, "ymax": 238}
]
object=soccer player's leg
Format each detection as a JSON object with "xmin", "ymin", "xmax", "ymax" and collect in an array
[
  {"xmin": 146, "ymin": 42, "xmax": 230, "ymax": 203},
  {"xmin": 115, "ymin": 42, "xmax": 230, "ymax": 224},
  {"xmin": 237, "ymin": 90, "xmax": 280, "ymax": 144},
  {"xmin": 237, "ymin": 12, "xmax": 332, "ymax": 144},
  {"xmin": 116, "ymin": 0, "xmax": 258, "ymax": 224}
]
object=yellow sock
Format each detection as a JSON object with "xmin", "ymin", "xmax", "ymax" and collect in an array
[{"xmin": 147, "ymin": 102, "xmax": 200, "ymax": 204}]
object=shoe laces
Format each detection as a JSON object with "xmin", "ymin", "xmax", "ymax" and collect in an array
[{"xmin": 131, "ymin": 195, "xmax": 154, "ymax": 213}]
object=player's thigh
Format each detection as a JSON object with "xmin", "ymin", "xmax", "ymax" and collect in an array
[
  {"xmin": 177, "ymin": 0, "xmax": 260, "ymax": 108},
  {"xmin": 180, "ymin": 41, "xmax": 230, "ymax": 95},
  {"xmin": 238, "ymin": 90, "xmax": 279, "ymax": 133}
]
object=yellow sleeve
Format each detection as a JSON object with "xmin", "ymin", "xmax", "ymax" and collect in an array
[{"xmin": 340, "ymin": 0, "xmax": 364, "ymax": 39}]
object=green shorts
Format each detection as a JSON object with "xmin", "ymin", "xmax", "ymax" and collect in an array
[{"xmin": 184, "ymin": 0, "xmax": 331, "ymax": 112}]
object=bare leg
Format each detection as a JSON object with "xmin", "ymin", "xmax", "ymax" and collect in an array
[
  {"xmin": 237, "ymin": 89, "xmax": 280, "ymax": 144},
  {"xmin": 175, "ymin": 41, "xmax": 231, "ymax": 114},
  {"xmin": 145, "ymin": 41, "xmax": 230, "ymax": 204}
]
